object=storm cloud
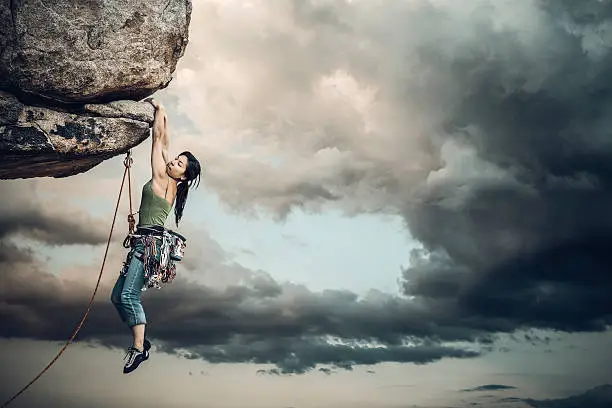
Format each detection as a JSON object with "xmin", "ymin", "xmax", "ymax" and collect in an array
[
  {"xmin": 462, "ymin": 384, "xmax": 518, "ymax": 392},
  {"xmin": 0, "ymin": 181, "xmax": 109, "ymax": 245},
  {"xmin": 522, "ymin": 384, "xmax": 612, "ymax": 408},
  {"xmin": 0, "ymin": 234, "xmax": 484, "ymax": 374},
  {"xmin": 165, "ymin": 0, "xmax": 612, "ymax": 334}
]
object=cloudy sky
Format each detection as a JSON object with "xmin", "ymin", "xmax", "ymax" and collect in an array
[{"xmin": 2, "ymin": 0, "xmax": 612, "ymax": 407}]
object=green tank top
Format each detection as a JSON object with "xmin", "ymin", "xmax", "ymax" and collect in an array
[{"xmin": 137, "ymin": 179, "xmax": 172, "ymax": 227}]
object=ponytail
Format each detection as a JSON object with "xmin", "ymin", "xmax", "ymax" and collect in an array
[{"xmin": 173, "ymin": 151, "xmax": 202, "ymax": 226}]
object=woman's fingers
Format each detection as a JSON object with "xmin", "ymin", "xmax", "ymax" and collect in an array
[{"xmin": 144, "ymin": 97, "xmax": 164, "ymax": 110}]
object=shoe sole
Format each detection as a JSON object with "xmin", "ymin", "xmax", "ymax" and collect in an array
[{"xmin": 123, "ymin": 350, "xmax": 149, "ymax": 374}]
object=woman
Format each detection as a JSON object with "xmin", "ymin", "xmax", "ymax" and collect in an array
[{"xmin": 111, "ymin": 98, "xmax": 201, "ymax": 374}]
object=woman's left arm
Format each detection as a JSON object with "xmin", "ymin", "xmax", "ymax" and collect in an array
[{"xmin": 150, "ymin": 100, "xmax": 170, "ymax": 181}]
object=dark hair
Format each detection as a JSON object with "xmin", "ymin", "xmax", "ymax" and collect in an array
[{"xmin": 174, "ymin": 151, "xmax": 201, "ymax": 226}]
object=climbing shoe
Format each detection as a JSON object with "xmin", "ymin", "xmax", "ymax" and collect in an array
[{"xmin": 123, "ymin": 345, "xmax": 149, "ymax": 374}]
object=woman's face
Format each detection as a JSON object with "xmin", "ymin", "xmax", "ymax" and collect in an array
[{"xmin": 166, "ymin": 154, "xmax": 188, "ymax": 180}]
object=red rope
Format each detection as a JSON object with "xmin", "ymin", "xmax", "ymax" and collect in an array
[
  {"xmin": 125, "ymin": 152, "xmax": 136, "ymax": 235},
  {"xmin": 1, "ymin": 151, "xmax": 134, "ymax": 408}
]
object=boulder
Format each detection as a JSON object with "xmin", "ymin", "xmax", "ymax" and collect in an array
[
  {"xmin": 0, "ymin": 0, "xmax": 191, "ymax": 104},
  {"xmin": 0, "ymin": 91, "xmax": 154, "ymax": 179},
  {"xmin": 0, "ymin": 0, "xmax": 192, "ymax": 179}
]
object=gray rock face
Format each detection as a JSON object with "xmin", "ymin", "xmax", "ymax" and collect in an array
[
  {"xmin": 0, "ymin": 0, "xmax": 192, "ymax": 179},
  {"xmin": 0, "ymin": 0, "xmax": 192, "ymax": 104},
  {"xmin": 0, "ymin": 91, "xmax": 154, "ymax": 179}
]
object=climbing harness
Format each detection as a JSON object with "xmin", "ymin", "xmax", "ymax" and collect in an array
[
  {"xmin": 1, "ymin": 150, "xmax": 138, "ymax": 408},
  {"xmin": 120, "ymin": 226, "xmax": 186, "ymax": 291}
]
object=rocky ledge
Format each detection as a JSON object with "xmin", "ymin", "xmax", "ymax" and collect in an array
[
  {"xmin": 0, "ymin": 0, "xmax": 192, "ymax": 179},
  {"xmin": 0, "ymin": 91, "xmax": 154, "ymax": 179}
]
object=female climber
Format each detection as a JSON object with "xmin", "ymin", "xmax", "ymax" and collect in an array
[{"xmin": 111, "ymin": 98, "xmax": 201, "ymax": 374}]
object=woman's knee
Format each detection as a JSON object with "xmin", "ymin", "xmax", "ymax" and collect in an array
[{"xmin": 120, "ymin": 289, "xmax": 141, "ymax": 305}]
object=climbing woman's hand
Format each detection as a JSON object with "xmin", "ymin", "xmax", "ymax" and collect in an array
[{"xmin": 145, "ymin": 97, "xmax": 164, "ymax": 111}]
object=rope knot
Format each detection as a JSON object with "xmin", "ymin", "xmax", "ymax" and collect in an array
[{"xmin": 123, "ymin": 150, "xmax": 133, "ymax": 168}]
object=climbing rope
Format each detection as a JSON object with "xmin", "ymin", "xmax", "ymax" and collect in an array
[
  {"xmin": 125, "ymin": 151, "xmax": 136, "ymax": 238},
  {"xmin": 122, "ymin": 149, "xmax": 140, "ymax": 250},
  {"xmin": 1, "ymin": 150, "xmax": 135, "ymax": 408}
]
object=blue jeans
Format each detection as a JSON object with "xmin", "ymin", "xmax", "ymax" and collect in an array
[{"xmin": 111, "ymin": 251, "xmax": 147, "ymax": 328}]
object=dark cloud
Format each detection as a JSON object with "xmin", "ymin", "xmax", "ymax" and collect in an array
[
  {"xmin": 342, "ymin": 0, "xmax": 612, "ymax": 337},
  {"xmin": 0, "ymin": 182, "xmax": 109, "ymax": 245},
  {"xmin": 164, "ymin": 335, "xmax": 477, "ymax": 374},
  {"xmin": 0, "ymin": 238, "xmax": 481, "ymax": 374},
  {"xmin": 462, "ymin": 384, "xmax": 518, "ymax": 392},
  {"xmin": 318, "ymin": 367, "xmax": 334, "ymax": 375},
  {"xmin": 522, "ymin": 384, "xmax": 612, "ymax": 408},
  {"xmin": 0, "ymin": 240, "xmax": 34, "ymax": 263},
  {"xmin": 381, "ymin": 0, "xmax": 612, "ymax": 335}
]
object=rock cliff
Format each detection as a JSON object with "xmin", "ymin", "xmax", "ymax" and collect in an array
[{"xmin": 0, "ymin": 0, "xmax": 192, "ymax": 179}]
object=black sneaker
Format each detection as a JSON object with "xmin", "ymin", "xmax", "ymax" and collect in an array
[
  {"xmin": 123, "ymin": 346, "xmax": 149, "ymax": 374},
  {"xmin": 144, "ymin": 339, "xmax": 151, "ymax": 352}
]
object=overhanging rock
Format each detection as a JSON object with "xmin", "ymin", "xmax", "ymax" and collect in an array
[
  {"xmin": 0, "ymin": 0, "xmax": 192, "ymax": 179},
  {"xmin": 0, "ymin": 91, "xmax": 154, "ymax": 179}
]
